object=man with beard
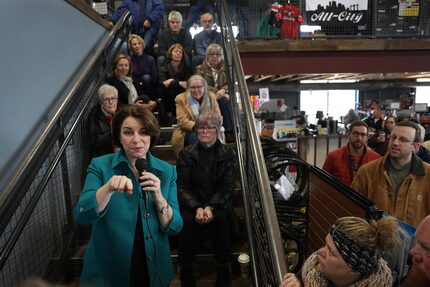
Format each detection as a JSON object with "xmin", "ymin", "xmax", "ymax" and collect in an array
[
  {"xmin": 323, "ymin": 121, "xmax": 380, "ymax": 186},
  {"xmin": 351, "ymin": 121, "xmax": 430, "ymax": 227},
  {"xmin": 192, "ymin": 13, "xmax": 221, "ymax": 70}
]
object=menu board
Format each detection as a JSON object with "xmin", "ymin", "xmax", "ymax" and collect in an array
[{"xmin": 376, "ymin": 0, "xmax": 420, "ymax": 35}]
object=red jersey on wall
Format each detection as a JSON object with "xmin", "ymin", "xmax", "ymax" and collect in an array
[{"xmin": 277, "ymin": 4, "xmax": 303, "ymax": 39}]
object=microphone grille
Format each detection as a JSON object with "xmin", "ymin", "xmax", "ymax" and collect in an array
[{"xmin": 135, "ymin": 158, "xmax": 148, "ymax": 173}]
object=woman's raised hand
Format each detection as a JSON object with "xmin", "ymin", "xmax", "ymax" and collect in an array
[{"xmin": 107, "ymin": 175, "xmax": 133, "ymax": 195}]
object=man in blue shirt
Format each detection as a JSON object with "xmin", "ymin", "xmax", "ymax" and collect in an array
[{"xmin": 192, "ymin": 12, "xmax": 221, "ymax": 70}]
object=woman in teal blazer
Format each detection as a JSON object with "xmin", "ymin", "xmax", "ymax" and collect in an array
[{"xmin": 74, "ymin": 105, "xmax": 183, "ymax": 287}]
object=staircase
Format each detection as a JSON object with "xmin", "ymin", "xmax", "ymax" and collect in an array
[{"xmin": 56, "ymin": 126, "xmax": 252, "ymax": 287}]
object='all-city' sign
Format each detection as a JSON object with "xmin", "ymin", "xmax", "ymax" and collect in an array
[{"xmin": 306, "ymin": 0, "xmax": 368, "ymax": 26}]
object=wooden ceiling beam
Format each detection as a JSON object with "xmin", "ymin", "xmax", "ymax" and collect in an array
[
  {"xmin": 270, "ymin": 75, "xmax": 294, "ymax": 82},
  {"xmin": 254, "ymin": 75, "xmax": 275, "ymax": 82},
  {"xmin": 240, "ymin": 50, "xmax": 430, "ymax": 75}
]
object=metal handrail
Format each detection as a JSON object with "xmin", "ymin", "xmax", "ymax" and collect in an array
[
  {"xmin": 0, "ymin": 11, "xmax": 132, "ymax": 270},
  {"xmin": 218, "ymin": 0, "xmax": 287, "ymax": 285}
]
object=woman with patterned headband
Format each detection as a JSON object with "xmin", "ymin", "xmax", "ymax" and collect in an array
[{"xmin": 279, "ymin": 216, "xmax": 400, "ymax": 287}]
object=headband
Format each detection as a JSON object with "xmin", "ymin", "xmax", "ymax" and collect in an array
[{"xmin": 329, "ymin": 225, "xmax": 377, "ymax": 277}]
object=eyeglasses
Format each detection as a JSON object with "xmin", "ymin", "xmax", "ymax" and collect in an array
[
  {"xmin": 208, "ymin": 53, "xmax": 222, "ymax": 57},
  {"xmin": 388, "ymin": 134, "xmax": 416, "ymax": 145},
  {"xmin": 189, "ymin": 85, "xmax": 204, "ymax": 90},
  {"xmin": 197, "ymin": 126, "xmax": 216, "ymax": 133},
  {"xmin": 350, "ymin": 131, "xmax": 368, "ymax": 138},
  {"xmin": 102, "ymin": 97, "xmax": 118, "ymax": 102}
]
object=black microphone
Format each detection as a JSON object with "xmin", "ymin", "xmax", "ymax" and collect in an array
[{"xmin": 135, "ymin": 158, "xmax": 149, "ymax": 211}]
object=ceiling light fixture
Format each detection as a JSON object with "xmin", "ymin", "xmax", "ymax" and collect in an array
[
  {"xmin": 328, "ymin": 79, "xmax": 358, "ymax": 83},
  {"xmin": 300, "ymin": 79, "xmax": 358, "ymax": 84},
  {"xmin": 416, "ymin": 78, "xmax": 430, "ymax": 82},
  {"xmin": 300, "ymin": 80, "xmax": 327, "ymax": 84}
]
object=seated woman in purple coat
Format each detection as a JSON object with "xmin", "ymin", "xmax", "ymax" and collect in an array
[{"xmin": 128, "ymin": 34, "xmax": 157, "ymax": 101}]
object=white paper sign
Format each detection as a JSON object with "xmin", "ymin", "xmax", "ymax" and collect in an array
[{"xmin": 259, "ymin": 87, "xmax": 270, "ymax": 103}]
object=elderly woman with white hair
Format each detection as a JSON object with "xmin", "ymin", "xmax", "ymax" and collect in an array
[
  {"xmin": 171, "ymin": 75, "xmax": 221, "ymax": 157},
  {"xmin": 195, "ymin": 43, "xmax": 234, "ymax": 142},
  {"xmin": 87, "ymin": 84, "xmax": 121, "ymax": 158}
]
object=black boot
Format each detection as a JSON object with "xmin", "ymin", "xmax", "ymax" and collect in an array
[
  {"xmin": 215, "ymin": 263, "xmax": 231, "ymax": 287},
  {"xmin": 179, "ymin": 265, "xmax": 196, "ymax": 287}
]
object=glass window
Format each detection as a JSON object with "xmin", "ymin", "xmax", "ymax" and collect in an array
[
  {"xmin": 415, "ymin": 86, "xmax": 430, "ymax": 105},
  {"xmin": 300, "ymin": 90, "xmax": 357, "ymax": 124}
]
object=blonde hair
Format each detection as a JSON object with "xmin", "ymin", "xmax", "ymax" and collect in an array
[
  {"xmin": 168, "ymin": 10, "xmax": 182, "ymax": 22},
  {"xmin": 334, "ymin": 216, "xmax": 400, "ymax": 257},
  {"xmin": 128, "ymin": 34, "xmax": 145, "ymax": 54}
]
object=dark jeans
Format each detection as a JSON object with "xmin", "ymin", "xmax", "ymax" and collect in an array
[
  {"xmin": 218, "ymin": 97, "xmax": 233, "ymax": 133},
  {"xmin": 141, "ymin": 74, "xmax": 155, "ymax": 99},
  {"xmin": 183, "ymin": 0, "xmax": 214, "ymax": 30},
  {"xmin": 228, "ymin": 3, "xmax": 250, "ymax": 37},
  {"xmin": 178, "ymin": 208, "xmax": 231, "ymax": 266},
  {"xmin": 191, "ymin": 54, "xmax": 205, "ymax": 71},
  {"xmin": 142, "ymin": 29, "xmax": 156, "ymax": 56}
]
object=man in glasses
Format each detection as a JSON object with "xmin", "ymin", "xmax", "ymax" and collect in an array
[
  {"xmin": 323, "ymin": 121, "xmax": 380, "ymax": 186},
  {"xmin": 352, "ymin": 121, "xmax": 430, "ymax": 227}
]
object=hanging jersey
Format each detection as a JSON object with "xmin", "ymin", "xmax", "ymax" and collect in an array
[{"xmin": 278, "ymin": 4, "xmax": 303, "ymax": 39}]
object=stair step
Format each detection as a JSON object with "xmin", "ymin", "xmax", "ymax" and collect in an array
[
  {"xmin": 59, "ymin": 269, "xmax": 252, "ymax": 287},
  {"xmin": 58, "ymin": 243, "xmax": 251, "ymax": 285},
  {"xmin": 170, "ymin": 272, "xmax": 252, "ymax": 287},
  {"xmin": 151, "ymin": 144, "xmax": 176, "ymax": 165}
]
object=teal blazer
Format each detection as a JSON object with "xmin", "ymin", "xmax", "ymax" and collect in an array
[{"xmin": 74, "ymin": 149, "xmax": 183, "ymax": 287}]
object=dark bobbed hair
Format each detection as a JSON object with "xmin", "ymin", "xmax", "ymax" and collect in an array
[
  {"xmin": 111, "ymin": 105, "xmax": 160, "ymax": 149},
  {"xmin": 348, "ymin": 121, "xmax": 369, "ymax": 134},
  {"xmin": 383, "ymin": 116, "xmax": 397, "ymax": 130},
  {"xmin": 167, "ymin": 43, "xmax": 184, "ymax": 62},
  {"xmin": 395, "ymin": 120, "xmax": 421, "ymax": 142}
]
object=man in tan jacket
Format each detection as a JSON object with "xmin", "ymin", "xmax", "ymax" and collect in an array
[{"xmin": 351, "ymin": 121, "xmax": 430, "ymax": 227}]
